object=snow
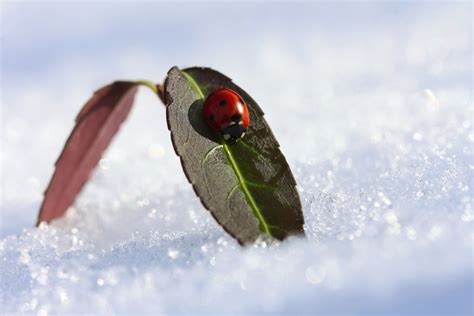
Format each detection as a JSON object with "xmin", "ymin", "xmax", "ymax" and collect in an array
[{"xmin": 1, "ymin": 2, "xmax": 473, "ymax": 315}]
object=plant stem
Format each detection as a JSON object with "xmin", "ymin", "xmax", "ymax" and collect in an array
[{"xmin": 136, "ymin": 80, "xmax": 165, "ymax": 105}]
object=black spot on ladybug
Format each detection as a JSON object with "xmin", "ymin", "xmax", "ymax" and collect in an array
[
  {"xmin": 231, "ymin": 114, "xmax": 242, "ymax": 123},
  {"xmin": 219, "ymin": 100, "xmax": 227, "ymax": 107},
  {"xmin": 209, "ymin": 114, "xmax": 215, "ymax": 121}
]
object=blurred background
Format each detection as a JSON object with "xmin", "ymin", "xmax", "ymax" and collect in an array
[{"xmin": 1, "ymin": 1, "xmax": 473, "ymax": 315}]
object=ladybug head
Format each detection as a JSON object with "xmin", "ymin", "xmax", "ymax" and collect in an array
[{"xmin": 221, "ymin": 124, "xmax": 247, "ymax": 141}]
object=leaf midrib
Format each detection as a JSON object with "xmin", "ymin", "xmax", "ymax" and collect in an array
[
  {"xmin": 182, "ymin": 70, "xmax": 271, "ymax": 236},
  {"xmin": 223, "ymin": 143, "xmax": 271, "ymax": 235}
]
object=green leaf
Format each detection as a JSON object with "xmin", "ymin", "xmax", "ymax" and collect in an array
[{"xmin": 165, "ymin": 66, "xmax": 305, "ymax": 244}]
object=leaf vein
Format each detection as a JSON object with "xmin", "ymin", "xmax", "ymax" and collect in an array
[
  {"xmin": 182, "ymin": 70, "xmax": 272, "ymax": 237},
  {"xmin": 223, "ymin": 144, "xmax": 271, "ymax": 235},
  {"xmin": 244, "ymin": 180, "xmax": 278, "ymax": 191},
  {"xmin": 201, "ymin": 144, "xmax": 224, "ymax": 170}
]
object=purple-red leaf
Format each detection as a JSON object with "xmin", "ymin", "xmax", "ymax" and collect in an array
[{"xmin": 37, "ymin": 81, "xmax": 139, "ymax": 225}]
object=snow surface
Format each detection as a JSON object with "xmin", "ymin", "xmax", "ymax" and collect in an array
[{"xmin": 1, "ymin": 2, "xmax": 473, "ymax": 315}]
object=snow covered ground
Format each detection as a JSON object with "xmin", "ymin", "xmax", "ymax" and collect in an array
[{"xmin": 1, "ymin": 2, "xmax": 472, "ymax": 315}]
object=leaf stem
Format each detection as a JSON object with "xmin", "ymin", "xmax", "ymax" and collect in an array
[
  {"xmin": 136, "ymin": 80, "xmax": 166, "ymax": 105},
  {"xmin": 136, "ymin": 80, "xmax": 158, "ymax": 93}
]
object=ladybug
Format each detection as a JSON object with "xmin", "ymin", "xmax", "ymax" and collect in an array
[{"xmin": 203, "ymin": 88, "xmax": 250, "ymax": 141}]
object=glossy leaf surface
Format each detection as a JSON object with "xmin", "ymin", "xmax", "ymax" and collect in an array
[{"xmin": 165, "ymin": 66, "xmax": 304, "ymax": 244}]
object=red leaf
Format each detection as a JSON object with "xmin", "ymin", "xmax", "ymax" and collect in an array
[{"xmin": 37, "ymin": 81, "xmax": 139, "ymax": 225}]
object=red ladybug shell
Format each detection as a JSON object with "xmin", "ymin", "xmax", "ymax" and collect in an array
[{"xmin": 203, "ymin": 88, "xmax": 250, "ymax": 140}]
